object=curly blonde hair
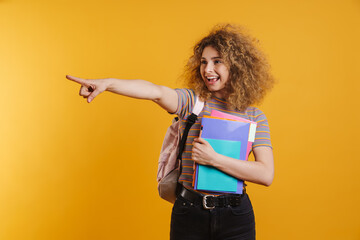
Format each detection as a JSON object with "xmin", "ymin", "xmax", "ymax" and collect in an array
[{"xmin": 184, "ymin": 24, "xmax": 274, "ymax": 111}]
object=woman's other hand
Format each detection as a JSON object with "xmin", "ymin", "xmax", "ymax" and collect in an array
[{"xmin": 192, "ymin": 138, "xmax": 218, "ymax": 166}]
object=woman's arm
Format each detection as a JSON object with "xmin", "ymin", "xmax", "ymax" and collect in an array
[
  {"xmin": 66, "ymin": 75, "xmax": 178, "ymax": 113},
  {"xmin": 192, "ymin": 138, "xmax": 274, "ymax": 186}
]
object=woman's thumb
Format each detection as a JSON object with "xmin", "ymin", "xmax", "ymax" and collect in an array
[{"xmin": 87, "ymin": 90, "xmax": 99, "ymax": 103}]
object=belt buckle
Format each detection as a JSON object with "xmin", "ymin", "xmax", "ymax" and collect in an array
[{"xmin": 203, "ymin": 195, "xmax": 215, "ymax": 210}]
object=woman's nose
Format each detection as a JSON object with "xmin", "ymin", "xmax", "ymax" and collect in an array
[{"xmin": 205, "ymin": 62, "xmax": 214, "ymax": 73}]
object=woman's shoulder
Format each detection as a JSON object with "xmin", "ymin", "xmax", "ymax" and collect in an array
[
  {"xmin": 244, "ymin": 106, "xmax": 268, "ymax": 124},
  {"xmin": 173, "ymin": 88, "xmax": 197, "ymax": 119},
  {"xmin": 175, "ymin": 88, "xmax": 197, "ymax": 103},
  {"xmin": 175, "ymin": 88, "xmax": 195, "ymax": 97}
]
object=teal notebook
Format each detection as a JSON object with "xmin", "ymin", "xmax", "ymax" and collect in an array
[{"xmin": 195, "ymin": 138, "xmax": 242, "ymax": 192}]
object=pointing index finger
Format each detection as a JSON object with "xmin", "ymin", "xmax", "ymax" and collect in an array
[{"xmin": 66, "ymin": 75, "xmax": 89, "ymax": 86}]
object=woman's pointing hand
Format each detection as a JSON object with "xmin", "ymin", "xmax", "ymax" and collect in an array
[{"xmin": 66, "ymin": 75, "xmax": 109, "ymax": 103}]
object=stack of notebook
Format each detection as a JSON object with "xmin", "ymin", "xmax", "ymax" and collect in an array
[{"xmin": 193, "ymin": 110, "xmax": 257, "ymax": 194}]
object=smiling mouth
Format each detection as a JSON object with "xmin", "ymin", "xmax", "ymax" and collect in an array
[{"xmin": 206, "ymin": 76, "xmax": 219, "ymax": 84}]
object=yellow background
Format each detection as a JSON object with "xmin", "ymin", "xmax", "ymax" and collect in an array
[{"xmin": 1, "ymin": 0, "xmax": 360, "ymax": 239}]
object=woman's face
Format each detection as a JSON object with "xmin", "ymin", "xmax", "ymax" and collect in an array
[{"xmin": 200, "ymin": 46, "xmax": 229, "ymax": 99}]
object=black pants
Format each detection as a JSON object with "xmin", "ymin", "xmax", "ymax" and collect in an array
[{"xmin": 170, "ymin": 193, "xmax": 255, "ymax": 240}]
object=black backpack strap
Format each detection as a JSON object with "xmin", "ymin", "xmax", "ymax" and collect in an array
[
  {"xmin": 177, "ymin": 113, "xmax": 198, "ymax": 160},
  {"xmin": 175, "ymin": 113, "xmax": 198, "ymax": 196}
]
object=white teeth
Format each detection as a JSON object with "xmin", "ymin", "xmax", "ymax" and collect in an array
[{"xmin": 207, "ymin": 76, "xmax": 218, "ymax": 80}]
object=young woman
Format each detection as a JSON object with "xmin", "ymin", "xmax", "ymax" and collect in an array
[{"xmin": 67, "ymin": 24, "xmax": 274, "ymax": 240}]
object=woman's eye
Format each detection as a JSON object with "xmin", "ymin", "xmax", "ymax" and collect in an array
[
  {"xmin": 200, "ymin": 60, "xmax": 207, "ymax": 64},
  {"xmin": 214, "ymin": 60, "xmax": 222, "ymax": 64}
]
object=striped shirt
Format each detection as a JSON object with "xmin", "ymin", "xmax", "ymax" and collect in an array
[{"xmin": 174, "ymin": 88, "xmax": 272, "ymax": 191}]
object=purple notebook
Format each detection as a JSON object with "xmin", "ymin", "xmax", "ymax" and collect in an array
[{"xmin": 193, "ymin": 116, "xmax": 251, "ymax": 194}]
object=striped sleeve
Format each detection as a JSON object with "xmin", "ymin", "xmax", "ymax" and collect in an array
[
  {"xmin": 174, "ymin": 88, "xmax": 196, "ymax": 119},
  {"xmin": 252, "ymin": 109, "xmax": 272, "ymax": 149}
]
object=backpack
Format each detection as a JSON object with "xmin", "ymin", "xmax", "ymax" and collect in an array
[{"xmin": 157, "ymin": 96, "xmax": 204, "ymax": 203}]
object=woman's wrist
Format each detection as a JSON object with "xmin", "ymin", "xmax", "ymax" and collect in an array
[
  {"xmin": 210, "ymin": 152, "xmax": 222, "ymax": 168},
  {"xmin": 105, "ymin": 78, "xmax": 118, "ymax": 92}
]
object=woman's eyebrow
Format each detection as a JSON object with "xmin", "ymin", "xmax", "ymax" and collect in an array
[{"xmin": 201, "ymin": 56, "xmax": 221, "ymax": 59}]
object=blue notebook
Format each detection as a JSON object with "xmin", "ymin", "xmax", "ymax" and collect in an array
[{"xmin": 194, "ymin": 116, "xmax": 251, "ymax": 193}]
